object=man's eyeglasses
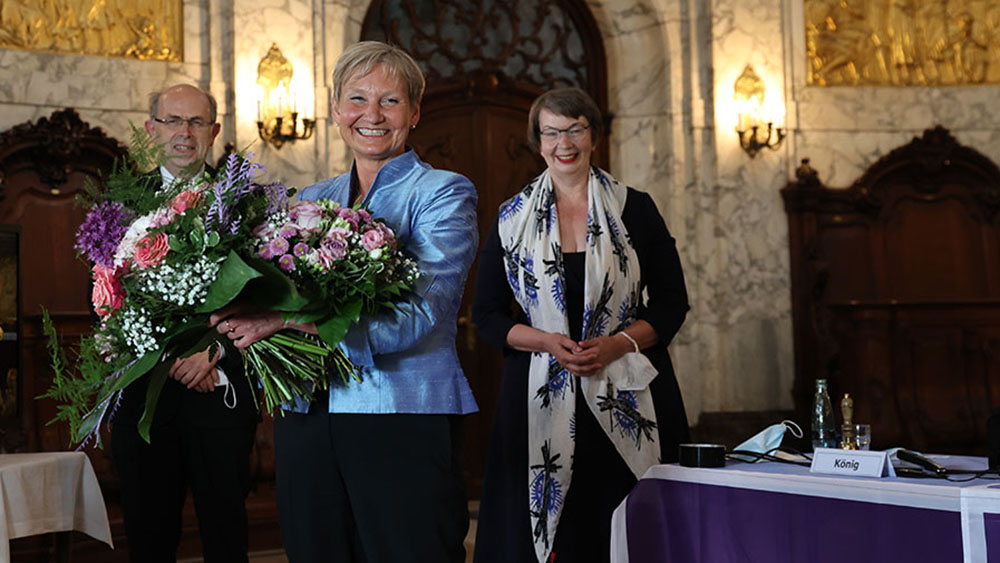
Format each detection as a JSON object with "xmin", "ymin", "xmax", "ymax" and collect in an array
[
  {"xmin": 539, "ymin": 124, "xmax": 590, "ymax": 143},
  {"xmin": 152, "ymin": 116, "xmax": 214, "ymax": 129}
]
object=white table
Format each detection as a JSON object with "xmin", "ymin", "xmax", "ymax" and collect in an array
[
  {"xmin": 0, "ymin": 452, "xmax": 112, "ymax": 562},
  {"xmin": 612, "ymin": 455, "xmax": 1000, "ymax": 563}
]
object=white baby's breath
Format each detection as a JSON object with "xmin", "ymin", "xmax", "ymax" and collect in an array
[{"xmin": 134, "ymin": 256, "xmax": 222, "ymax": 307}]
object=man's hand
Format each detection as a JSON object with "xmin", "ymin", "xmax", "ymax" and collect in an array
[{"xmin": 169, "ymin": 345, "xmax": 221, "ymax": 392}]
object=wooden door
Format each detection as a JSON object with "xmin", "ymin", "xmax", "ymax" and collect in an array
[
  {"xmin": 408, "ymin": 79, "xmax": 545, "ymax": 495},
  {"xmin": 362, "ymin": 0, "xmax": 608, "ymax": 496}
]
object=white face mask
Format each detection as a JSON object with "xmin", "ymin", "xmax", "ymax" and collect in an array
[{"xmin": 731, "ymin": 420, "xmax": 803, "ymax": 462}]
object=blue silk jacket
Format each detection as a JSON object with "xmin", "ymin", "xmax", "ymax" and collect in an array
[{"xmin": 295, "ymin": 149, "xmax": 480, "ymax": 414}]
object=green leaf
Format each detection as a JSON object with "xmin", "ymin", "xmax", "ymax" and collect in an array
[
  {"xmin": 239, "ymin": 257, "xmax": 310, "ymax": 311},
  {"xmin": 137, "ymin": 362, "xmax": 171, "ymax": 443},
  {"xmin": 74, "ymin": 408, "xmax": 103, "ymax": 445},
  {"xmin": 315, "ymin": 299, "xmax": 362, "ymax": 348},
  {"xmin": 102, "ymin": 348, "xmax": 163, "ymax": 397},
  {"xmin": 168, "ymin": 234, "xmax": 185, "ymax": 252},
  {"xmin": 283, "ymin": 309, "xmax": 326, "ymax": 325},
  {"xmin": 206, "ymin": 231, "xmax": 220, "ymax": 247},
  {"xmin": 196, "ymin": 250, "xmax": 263, "ymax": 313},
  {"xmin": 172, "ymin": 327, "xmax": 223, "ymax": 361},
  {"xmin": 190, "ymin": 228, "xmax": 204, "ymax": 249}
]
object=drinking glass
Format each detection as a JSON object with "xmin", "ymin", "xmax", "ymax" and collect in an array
[{"xmin": 854, "ymin": 424, "xmax": 871, "ymax": 451}]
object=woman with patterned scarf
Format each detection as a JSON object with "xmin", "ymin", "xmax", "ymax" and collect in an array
[{"xmin": 472, "ymin": 87, "xmax": 691, "ymax": 563}]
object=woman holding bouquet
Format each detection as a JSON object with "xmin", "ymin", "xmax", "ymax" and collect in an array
[
  {"xmin": 212, "ymin": 41, "xmax": 478, "ymax": 563},
  {"xmin": 470, "ymin": 88, "xmax": 691, "ymax": 563}
]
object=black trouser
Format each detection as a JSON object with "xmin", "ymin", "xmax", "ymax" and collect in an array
[
  {"xmin": 111, "ymin": 421, "xmax": 257, "ymax": 563},
  {"xmin": 274, "ymin": 404, "xmax": 469, "ymax": 563}
]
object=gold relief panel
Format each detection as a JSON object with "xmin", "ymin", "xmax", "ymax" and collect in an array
[
  {"xmin": 807, "ymin": 0, "xmax": 1000, "ymax": 86},
  {"xmin": 0, "ymin": 0, "xmax": 182, "ymax": 61}
]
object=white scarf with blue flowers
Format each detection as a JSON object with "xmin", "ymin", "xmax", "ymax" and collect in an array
[{"xmin": 497, "ymin": 166, "xmax": 661, "ymax": 563}]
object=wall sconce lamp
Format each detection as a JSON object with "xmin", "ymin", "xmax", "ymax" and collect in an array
[
  {"xmin": 734, "ymin": 64, "xmax": 785, "ymax": 158},
  {"xmin": 256, "ymin": 43, "xmax": 315, "ymax": 149}
]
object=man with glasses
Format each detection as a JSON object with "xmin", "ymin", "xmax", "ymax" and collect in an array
[{"xmin": 111, "ymin": 83, "xmax": 258, "ymax": 563}]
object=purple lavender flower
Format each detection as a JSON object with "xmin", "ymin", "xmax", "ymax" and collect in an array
[
  {"xmin": 206, "ymin": 152, "xmax": 265, "ymax": 233},
  {"xmin": 293, "ymin": 242, "xmax": 310, "ymax": 257},
  {"xmin": 260, "ymin": 181, "xmax": 290, "ymax": 215},
  {"xmin": 75, "ymin": 201, "xmax": 133, "ymax": 268},
  {"xmin": 278, "ymin": 254, "xmax": 296, "ymax": 272}
]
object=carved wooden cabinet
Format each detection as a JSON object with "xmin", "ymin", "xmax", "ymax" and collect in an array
[
  {"xmin": 829, "ymin": 302, "xmax": 1000, "ymax": 453},
  {"xmin": 782, "ymin": 126, "xmax": 1000, "ymax": 454}
]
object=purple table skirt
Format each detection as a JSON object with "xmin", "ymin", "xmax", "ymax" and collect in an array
[
  {"xmin": 986, "ymin": 513, "xmax": 1000, "ymax": 563},
  {"xmin": 625, "ymin": 478, "xmax": 962, "ymax": 563}
]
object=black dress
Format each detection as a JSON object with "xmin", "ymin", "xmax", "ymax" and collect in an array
[{"xmin": 472, "ymin": 188, "xmax": 691, "ymax": 563}]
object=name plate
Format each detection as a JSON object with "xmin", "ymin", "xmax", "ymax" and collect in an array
[{"xmin": 810, "ymin": 448, "xmax": 895, "ymax": 478}]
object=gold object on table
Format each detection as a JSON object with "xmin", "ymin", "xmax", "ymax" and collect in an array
[{"xmin": 840, "ymin": 393, "xmax": 856, "ymax": 450}]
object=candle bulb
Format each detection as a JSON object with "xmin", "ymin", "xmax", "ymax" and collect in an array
[
  {"xmin": 293, "ymin": 94, "xmax": 297, "ymax": 114},
  {"xmin": 257, "ymin": 100, "xmax": 261, "ymax": 122},
  {"xmin": 278, "ymin": 96, "xmax": 283, "ymax": 118}
]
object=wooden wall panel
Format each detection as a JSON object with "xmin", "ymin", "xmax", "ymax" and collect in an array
[{"xmin": 783, "ymin": 126, "xmax": 1000, "ymax": 454}]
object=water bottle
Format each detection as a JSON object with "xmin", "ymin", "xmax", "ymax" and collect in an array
[{"xmin": 811, "ymin": 379, "xmax": 837, "ymax": 449}]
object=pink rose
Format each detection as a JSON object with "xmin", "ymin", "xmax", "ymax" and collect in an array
[
  {"xmin": 170, "ymin": 189, "xmax": 203, "ymax": 214},
  {"xmin": 134, "ymin": 232, "xmax": 170, "ymax": 268},
  {"xmin": 290, "ymin": 201, "xmax": 324, "ymax": 232},
  {"xmin": 336, "ymin": 207, "xmax": 359, "ymax": 230},
  {"xmin": 362, "ymin": 228, "xmax": 386, "ymax": 251},
  {"xmin": 377, "ymin": 223, "xmax": 397, "ymax": 248},
  {"xmin": 310, "ymin": 237, "xmax": 347, "ymax": 269},
  {"xmin": 357, "ymin": 208, "xmax": 372, "ymax": 223},
  {"xmin": 325, "ymin": 226, "xmax": 350, "ymax": 241},
  {"xmin": 91, "ymin": 264, "xmax": 123, "ymax": 317}
]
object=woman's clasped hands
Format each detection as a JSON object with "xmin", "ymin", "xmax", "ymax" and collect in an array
[{"xmin": 542, "ymin": 332, "xmax": 633, "ymax": 377}]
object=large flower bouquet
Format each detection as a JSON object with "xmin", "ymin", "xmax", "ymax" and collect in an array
[
  {"xmin": 42, "ymin": 141, "xmax": 418, "ymax": 446},
  {"xmin": 244, "ymin": 198, "xmax": 418, "ymax": 412}
]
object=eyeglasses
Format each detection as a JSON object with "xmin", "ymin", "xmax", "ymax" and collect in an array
[
  {"xmin": 539, "ymin": 124, "xmax": 590, "ymax": 143},
  {"xmin": 152, "ymin": 116, "xmax": 214, "ymax": 129}
]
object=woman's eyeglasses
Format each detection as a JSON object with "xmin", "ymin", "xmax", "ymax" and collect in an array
[{"xmin": 539, "ymin": 124, "xmax": 590, "ymax": 142}]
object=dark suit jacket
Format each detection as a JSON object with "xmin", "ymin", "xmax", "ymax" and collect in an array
[{"xmin": 112, "ymin": 166, "xmax": 258, "ymax": 429}]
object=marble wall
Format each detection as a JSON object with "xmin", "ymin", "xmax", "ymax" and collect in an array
[
  {"xmin": 0, "ymin": 0, "xmax": 215, "ymax": 159},
  {"xmin": 3, "ymin": 0, "xmax": 1000, "ymax": 425}
]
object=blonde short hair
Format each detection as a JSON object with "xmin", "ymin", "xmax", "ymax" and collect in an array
[{"xmin": 332, "ymin": 41, "xmax": 425, "ymax": 105}]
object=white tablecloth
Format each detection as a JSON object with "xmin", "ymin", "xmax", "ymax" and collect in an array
[{"xmin": 0, "ymin": 452, "xmax": 112, "ymax": 562}]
